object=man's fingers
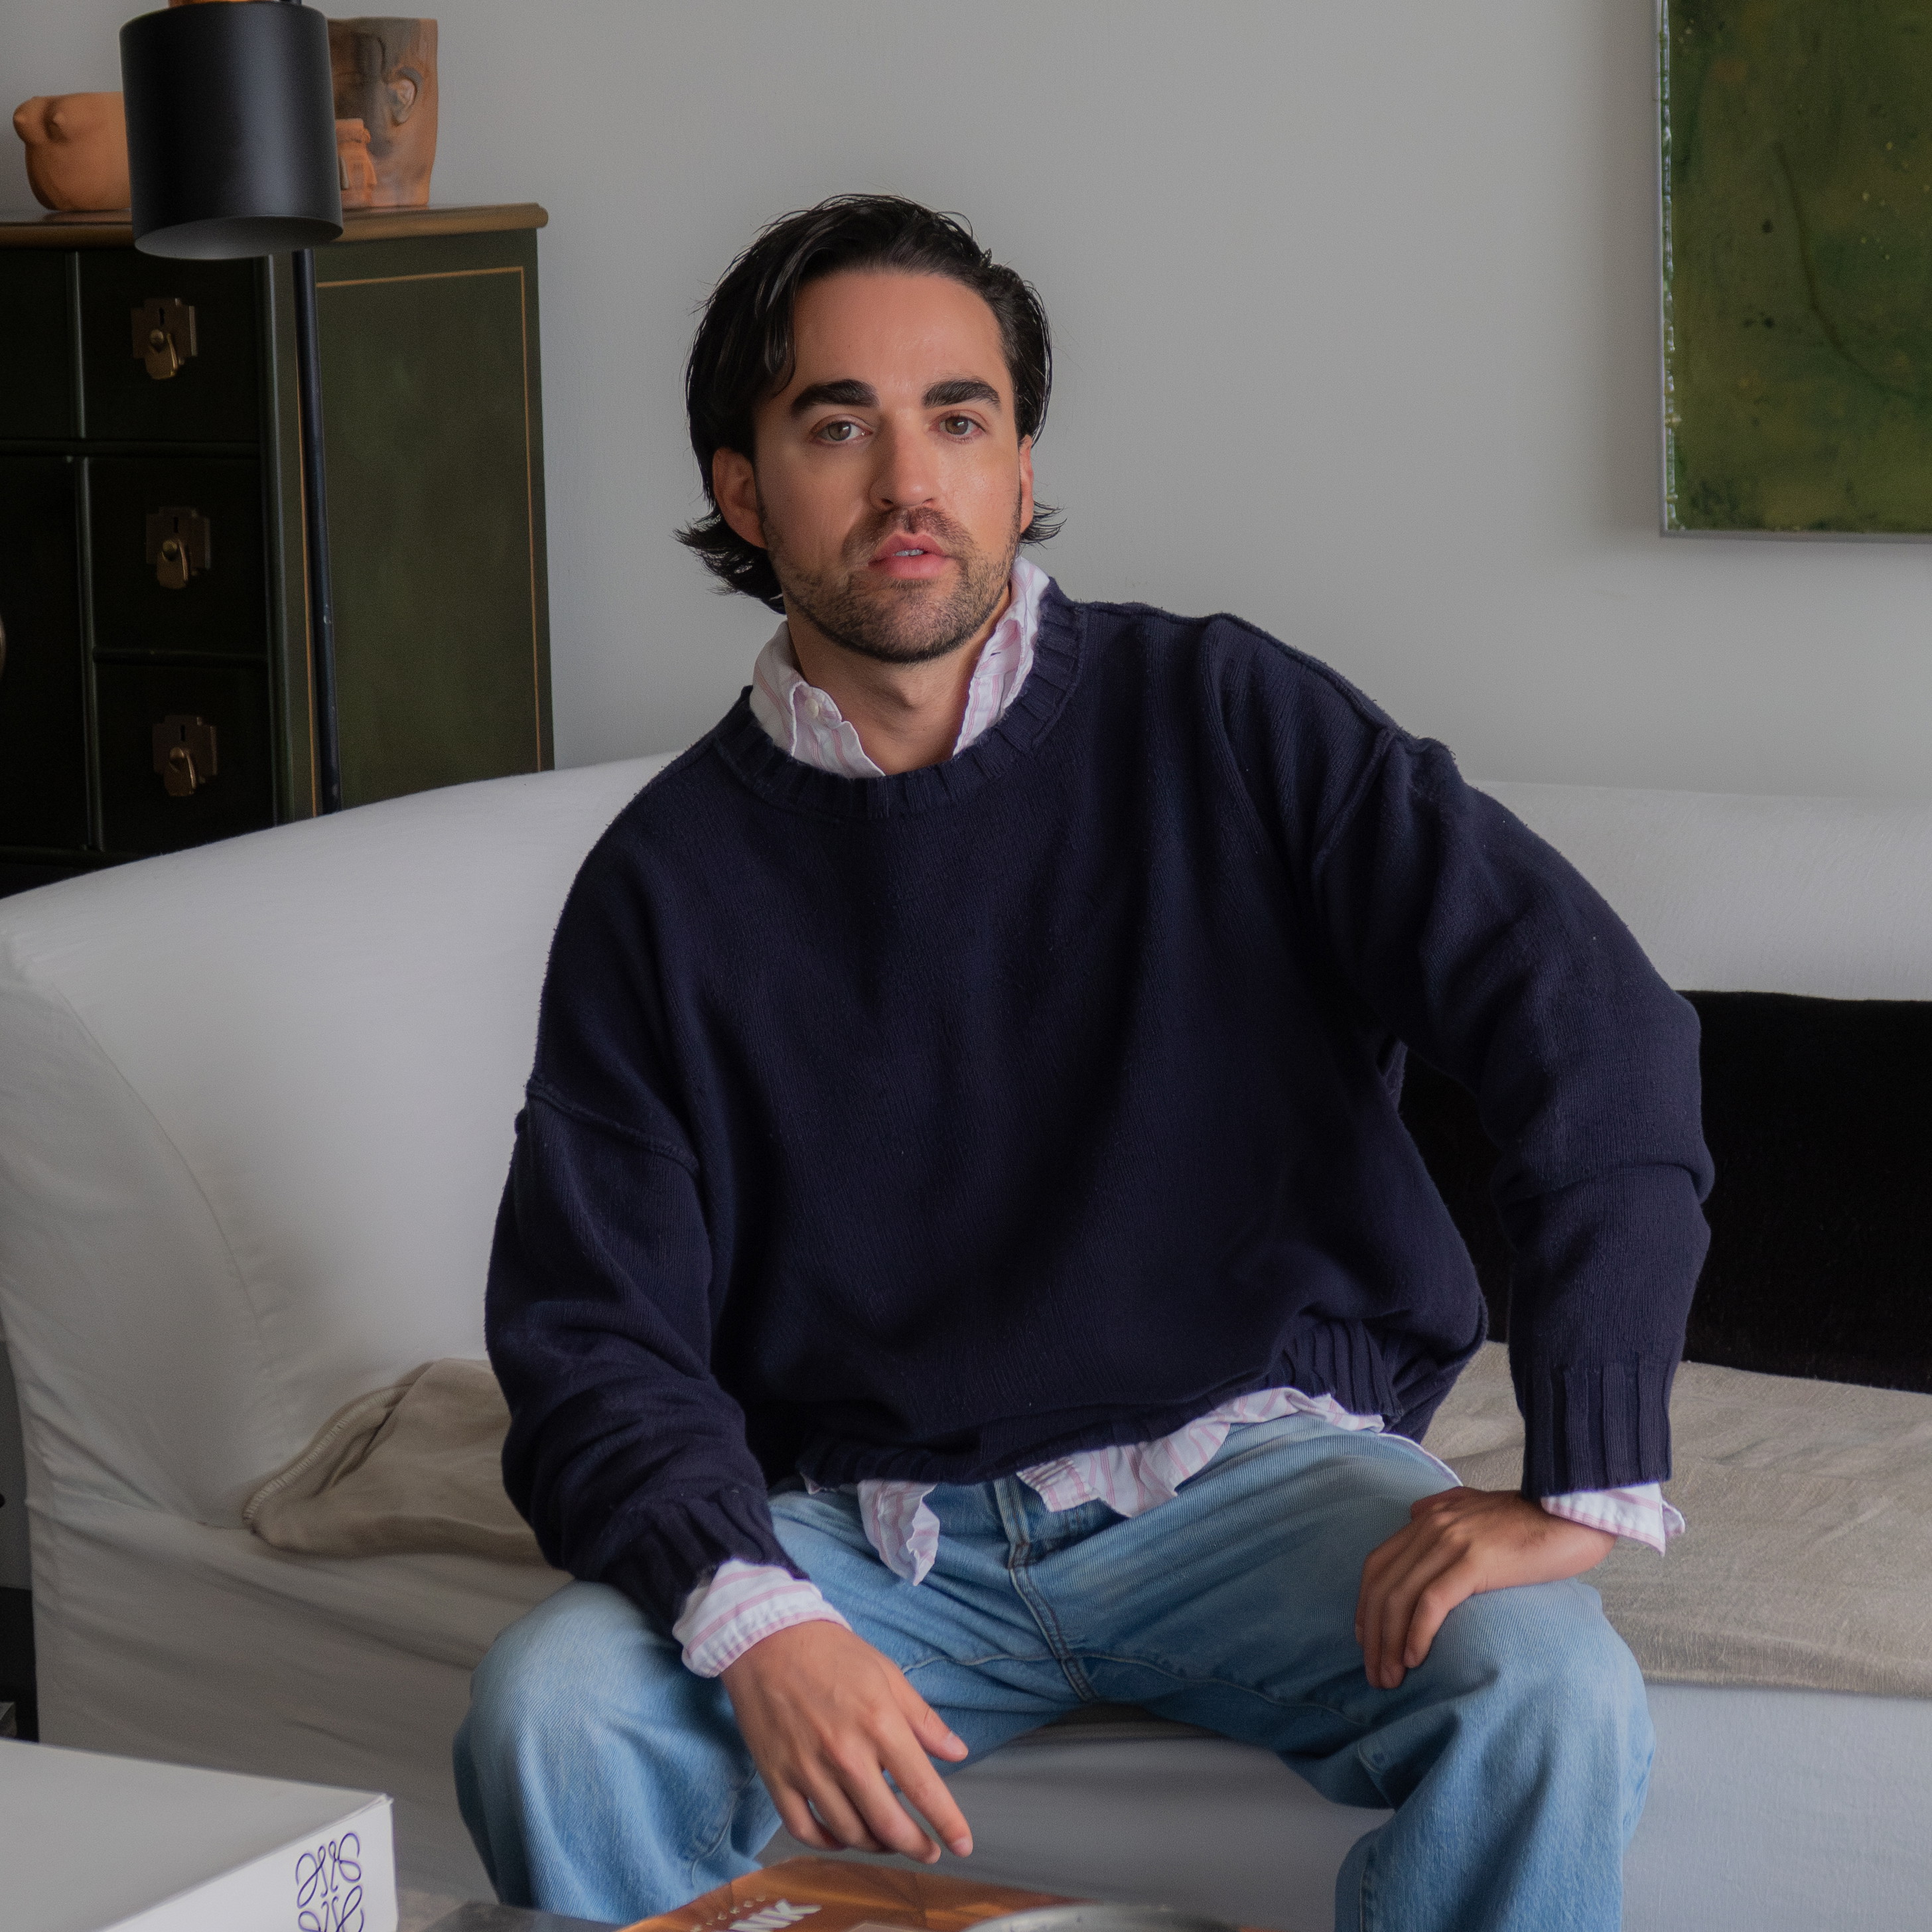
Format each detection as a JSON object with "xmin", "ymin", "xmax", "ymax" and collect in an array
[
  {"xmin": 772, "ymin": 1789, "xmax": 839, "ymax": 1854},
  {"xmin": 800, "ymin": 1769, "xmax": 895, "ymax": 1857},
  {"xmin": 1403, "ymin": 1565, "xmax": 1480, "ymax": 1671},
  {"xmin": 896, "ymin": 1682, "xmax": 970, "ymax": 1764},
  {"xmin": 882, "ymin": 1734, "xmax": 975, "ymax": 1858},
  {"xmin": 1357, "ymin": 1519, "xmax": 1433, "ymax": 1661},
  {"xmin": 1355, "ymin": 1519, "xmax": 1422, "ymax": 1642},
  {"xmin": 829, "ymin": 1753, "xmax": 943, "ymax": 1863},
  {"xmin": 1366, "ymin": 1543, "xmax": 1465, "ymax": 1690},
  {"xmin": 1383, "ymin": 1550, "xmax": 1468, "ymax": 1687}
]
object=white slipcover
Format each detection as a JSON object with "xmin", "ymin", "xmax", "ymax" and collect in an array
[{"xmin": 1, "ymin": 763, "xmax": 1930, "ymax": 1925}]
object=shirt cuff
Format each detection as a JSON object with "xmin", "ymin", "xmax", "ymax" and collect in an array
[
  {"xmin": 1541, "ymin": 1483, "xmax": 1684, "ymax": 1554},
  {"xmin": 671, "ymin": 1558, "xmax": 851, "ymax": 1677}
]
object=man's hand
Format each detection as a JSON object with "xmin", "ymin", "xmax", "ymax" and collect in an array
[
  {"xmin": 1355, "ymin": 1487, "xmax": 1616, "ymax": 1691},
  {"xmin": 721, "ymin": 1622, "xmax": 973, "ymax": 1863}
]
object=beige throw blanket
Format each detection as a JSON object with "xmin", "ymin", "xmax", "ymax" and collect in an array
[
  {"xmin": 246, "ymin": 1345, "xmax": 1932, "ymax": 1698},
  {"xmin": 1430, "ymin": 1343, "xmax": 1932, "ymax": 1700},
  {"xmin": 243, "ymin": 1359, "xmax": 548, "ymax": 1565}
]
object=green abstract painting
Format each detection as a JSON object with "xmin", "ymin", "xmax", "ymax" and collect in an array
[{"xmin": 1662, "ymin": 0, "xmax": 1932, "ymax": 533}]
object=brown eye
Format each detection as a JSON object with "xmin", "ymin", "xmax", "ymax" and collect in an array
[
  {"xmin": 819, "ymin": 421, "xmax": 860, "ymax": 443},
  {"xmin": 941, "ymin": 415, "xmax": 977, "ymax": 436}
]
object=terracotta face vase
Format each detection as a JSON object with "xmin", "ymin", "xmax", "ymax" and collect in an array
[
  {"xmin": 328, "ymin": 18, "xmax": 438, "ymax": 209},
  {"xmin": 13, "ymin": 92, "xmax": 131, "ymax": 212}
]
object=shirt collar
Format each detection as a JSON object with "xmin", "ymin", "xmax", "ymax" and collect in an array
[{"xmin": 747, "ymin": 556, "xmax": 1052, "ymax": 778}]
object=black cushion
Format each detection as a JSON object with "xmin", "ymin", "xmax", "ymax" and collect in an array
[{"xmin": 1399, "ymin": 993, "xmax": 1932, "ymax": 1393}]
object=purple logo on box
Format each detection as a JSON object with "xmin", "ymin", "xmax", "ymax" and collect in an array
[{"xmin": 295, "ymin": 1830, "xmax": 364, "ymax": 1932}]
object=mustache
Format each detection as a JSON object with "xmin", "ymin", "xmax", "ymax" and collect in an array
[{"xmin": 841, "ymin": 505, "xmax": 975, "ymax": 566}]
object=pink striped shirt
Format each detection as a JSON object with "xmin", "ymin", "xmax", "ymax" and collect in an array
[{"xmin": 673, "ymin": 561, "xmax": 1680, "ymax": 1677}]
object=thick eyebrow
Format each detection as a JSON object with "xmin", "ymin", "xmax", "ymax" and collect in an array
[
  {"xmin": 786, "ymin": 375, "xmax": 1004, "ymax": 417},
  {"xmin": 925, "ymin": 377, "xmax": 1002, "ymax": 410},
  {"xmin": 790, "ymin": 378, "xmax": 876, "ymax": 416}
]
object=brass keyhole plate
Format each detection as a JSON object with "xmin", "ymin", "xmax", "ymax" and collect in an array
[
  {"xmin": 153, "ymin": 714, "xmax": 219, "ymax": 797},
  {"xmin": 131, "ymin": 297, "xmax": 198, "ymax": 381},
  {"xmin": 145, "ymin": 508, "xmax": 212, "ymax": 590}
]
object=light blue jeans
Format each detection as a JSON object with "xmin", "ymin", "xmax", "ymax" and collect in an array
[{"xmin": 454, "ymin": 1416, "xmax": 1651, "ymax": 1931}]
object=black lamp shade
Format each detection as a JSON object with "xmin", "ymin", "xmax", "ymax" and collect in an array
[{"xmin": 121, "ymin": 1, "xmax": 344, "ymax": 259}]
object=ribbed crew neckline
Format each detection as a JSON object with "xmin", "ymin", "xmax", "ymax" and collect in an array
[{"xmin": 710, "ymin": 583, "xmax": 1084, "ymax": 819}]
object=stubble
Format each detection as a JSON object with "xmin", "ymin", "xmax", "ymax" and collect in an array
[{"xmin": 760, "ymin": 493, "xmax": 1023, "ymax": 667}]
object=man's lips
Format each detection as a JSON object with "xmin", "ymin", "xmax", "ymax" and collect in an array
[{"xmin": 865, "ymin": 533, "xmax": 953, "ymax": 580}]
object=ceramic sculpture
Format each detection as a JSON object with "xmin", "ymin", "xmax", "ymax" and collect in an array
[
  {"xmin": 329, "ymin": 18, "xmax": 438, "ymax": 209},
  {"xmin": 13, "ymin": 92, "xmax": 130, "ymax": 212}
]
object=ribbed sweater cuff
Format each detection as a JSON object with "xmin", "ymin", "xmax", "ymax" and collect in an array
[
  {"xmin": 600, "ymin": 1487, "xmax": 801, "ymax": 1626},
  {"xmin": 1517, "ymin": 1355, "xmax": 1677, "ymax": 1497}
]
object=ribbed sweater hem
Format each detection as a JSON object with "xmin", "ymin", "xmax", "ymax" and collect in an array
[
  {"xmin": 795, "ymin": 1317, "xmax": 1409, "ymax": 1489},
  {"xmin": 1517, "ymin": 1353, "xmax": 1677, "ymax": 1497},
  {"xmin": 601, "ymin": 1487, "xmax": 799, "ymax": 1625}
]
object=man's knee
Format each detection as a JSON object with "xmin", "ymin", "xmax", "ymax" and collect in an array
[
  {"xmin": 1430, "ymin": 1578, "xmax": 1651, "ymax": 1767},
  {"xmin": 463, "ymin": 1580, "xmax": 672, "ymax": 1771}
]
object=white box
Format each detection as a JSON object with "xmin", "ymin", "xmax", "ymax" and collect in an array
[{"xmin": 0, "ymin": 1737, "xmax": 397, "ymax": 1931}]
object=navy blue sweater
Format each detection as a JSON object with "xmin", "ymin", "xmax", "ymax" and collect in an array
[{"xmin": 488, "ymin": 588, "xmax": 1712, "ymax": 1623}]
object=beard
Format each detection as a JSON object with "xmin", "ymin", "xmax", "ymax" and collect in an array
[{"xmin": 760, "ymin": 492, "xmax": 1022, "ymax": 667}]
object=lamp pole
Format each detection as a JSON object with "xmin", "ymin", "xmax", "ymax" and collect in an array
[
  {"xmin": 291, "ymin": 248, "xmax": 342, "ymax": 813},
  {"xmin": 121, "ymin": 0, "xmax": 346, "ymax": 814}
]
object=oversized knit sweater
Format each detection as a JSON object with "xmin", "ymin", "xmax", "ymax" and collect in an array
[{"xmin": 487, "ymin": 587, "xmax": 1714, "ymax": 1623}]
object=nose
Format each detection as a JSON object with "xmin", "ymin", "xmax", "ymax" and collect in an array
[{"xmin": 870, "ymin": 417, "xmax": 939, "ymax": 516}]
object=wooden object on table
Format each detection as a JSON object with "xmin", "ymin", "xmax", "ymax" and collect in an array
[
  {"xmin": 0, "ymin": 202, "xmax": 552, "ymax": 898},
  {"xmin": 620, "ymin": 1856, "xmax": 1081, "ymax": 1932}
]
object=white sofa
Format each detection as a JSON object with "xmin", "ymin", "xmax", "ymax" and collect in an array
[{"xmin": 1, "ymin": 761, "xmax": 1930, "ymax": 1931}]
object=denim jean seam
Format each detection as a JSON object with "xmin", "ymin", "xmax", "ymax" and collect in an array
[
  {"xmin": 1356, "ymin": 1837, "xmax": 1377, "ymax": 1932},
  {"xmin": 901, "ymin": 1649, "xmax": 1059, "ymax": 1677},
  {"xmin": 995, "ymin": 1480, "xmax": 1101, "ymax": 1701},
  {"xmin": 1008, "ymin": 1556, "xmax": 1100, "ymax": 1698},
  {"xmin": 1073, "ymin": 1648, "xmax": 1374, "ymax": 1738},
  {"xmin": 685, "ymin": 1752, "xmax": 768, "ymax": 1889}
]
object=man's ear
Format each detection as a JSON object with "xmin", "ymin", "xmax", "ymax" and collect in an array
[
  {"xmin": 712, "ymin": 447, "xmax": 766, "ymax": 550},
  {"xmin": 1018, "ymin": 436, "xmax": 1035, "ymax": 537}
]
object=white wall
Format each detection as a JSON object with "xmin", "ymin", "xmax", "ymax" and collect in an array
[{"xmin": 10, "ymin": 1, "xmax": 1931, "ymax": 797}]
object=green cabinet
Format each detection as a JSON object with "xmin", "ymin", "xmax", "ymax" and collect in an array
[{"xmin": 0, "ymin": 206, "xmax": 553, "ymax": 897}]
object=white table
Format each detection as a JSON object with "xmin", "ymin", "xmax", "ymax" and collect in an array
[{"xmin": 0, "ymin": 1737, "xmax": 396, "ymax": 1931}]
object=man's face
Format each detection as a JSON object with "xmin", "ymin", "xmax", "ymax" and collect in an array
[{"xmin": 715, "ymin": 271, "xmax": 1034, "ymax": 665}]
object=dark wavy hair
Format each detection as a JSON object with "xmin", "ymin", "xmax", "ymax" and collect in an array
[{"xmin": 677, "ymin": 194, "xmax": 1060, "ymax": 610}]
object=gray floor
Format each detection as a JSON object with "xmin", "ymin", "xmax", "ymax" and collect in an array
[{"xmin": 399, "ymin": 1887, "xmax": 618, "ymax": 1932}]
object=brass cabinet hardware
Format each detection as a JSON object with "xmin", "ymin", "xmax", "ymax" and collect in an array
[
  {"xmin": 152, "ymin": 714, "xmax": 218, "ymax": 797},
  {"xmin": 144, "ymin": 506, "xmax": 212, "ymax": 590},
  {"xmin": 131, "ymin": 297, "xmax": 198, "ymax": 381}
]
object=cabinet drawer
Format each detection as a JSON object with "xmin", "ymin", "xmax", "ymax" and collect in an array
[
  {"xmin": 80, "ymin": 253, "xmax": 259, "ymax": 445},
  {"xmin": 0, "ymin": 253, "xmax": 75, "ymax": 441},
  {"xmin": 88, "ymin": 456, "xmax": 266, "ymax": 657},
  {"xmin": 0, "ymin": 457, "xmax": 89, "ymax": 853},
  {"xmin": 96, "ymin": 660, "xmax": 272, "ymax": 855}
]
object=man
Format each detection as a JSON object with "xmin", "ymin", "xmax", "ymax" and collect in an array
[{"xmin": 457, "ymin": 195, "xmax": 1710, "ymax": 1932}]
